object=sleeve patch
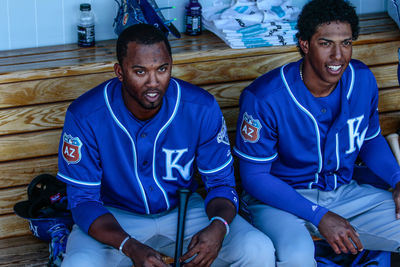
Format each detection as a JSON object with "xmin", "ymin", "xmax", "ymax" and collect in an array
[
  {"xmin": 217, "ymin": 117, "xmax": 230, "ymax": 146},
  {"xmin": 62, "ymin": 133, "xmax": 83, "ymax": 164},
  {"xmin": 240, "ymin": 112, "xmax": 262, "ymax": 143}
]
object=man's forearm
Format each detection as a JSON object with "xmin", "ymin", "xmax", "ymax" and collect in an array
[{"xmin": 88, "ymin": 213, "xmax": 131, "ymax": 251}]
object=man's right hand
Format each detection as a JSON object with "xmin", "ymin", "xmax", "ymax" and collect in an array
[
  {"xmin": 318, "ymin": 211, "xmax": 363, "ymax": 255},
  {"xmin": 124, "ymin": 238, "xmax": 169, "ymax": 267}
]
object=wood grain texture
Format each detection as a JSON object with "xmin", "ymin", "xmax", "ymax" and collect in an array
[
  {"xmin": 0, "ymin": 156, "xmax": 57, "ymax": 189},
  {"xmin": 0, "ymin": 72, "xmax": 114, "ymax": 109},
  {"xmin": 0, "ymin": 130, "xmax": 60, "ymax": 162},
  {"xmin": 0, "ymin": 187, "xmax": 26, "ymax": 214},
  {"xmin": 0, "ymin": 103, "xmax": 67, "ymax": 135},
  {"xmin": 380, "ymin": 112, "xmax": 400, "ymax": 136},
  {"xmin": 0, "ymin": 235, "xmax": 48, "ymax": 266},
  {"xmin": 0, "ymin": 215, "xmax": 31, "ymax": 239},
  {"xmin": 173, "ymin": 52, "xmax": 301, "ymax": 86}
]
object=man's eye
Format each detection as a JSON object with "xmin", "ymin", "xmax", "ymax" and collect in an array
[
  {"xmin": 343, "ymin": 41, "xmax": 352, "ymax": 47},
  {"xmin": 136, "ymin": 70, "xmax": 145, "ymax": 75},
  {"xmin": 320, "ymin": 42, "xmax": 330, "ymax": 46},
  {"xmin": 159, "ymin": 66, "xmax": 167, "ymax": 72}
]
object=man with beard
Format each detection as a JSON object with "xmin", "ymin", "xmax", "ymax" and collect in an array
[{"xmin": 57, "ymin": 24, "xmax": 274, "ymax": 267}]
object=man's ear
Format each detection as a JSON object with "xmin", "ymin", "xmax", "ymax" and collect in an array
[
  {"xmin": 299, "ymin": 38, "xmax": 309, "ymax": 55},
  {"xmin": 114, "ymin": 63, "xmax": 123, "ymax": 82}
]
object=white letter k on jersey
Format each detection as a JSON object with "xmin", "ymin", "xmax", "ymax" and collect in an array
[
  {"xmin": 162, "ymin": 148, "xmax": 195, "ymax": 181},
  {"xmin": 346, "ymin": 115, "xmax": 367, "ymax": 154}
]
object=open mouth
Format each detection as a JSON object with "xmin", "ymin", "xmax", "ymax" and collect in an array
[
  {"xmin": 327, "ymin": 64, "xmax": 342, "ymax": 73},
  {"xmin": 145, "ymin": 91, "xmax": 160, "ymax": 102}
]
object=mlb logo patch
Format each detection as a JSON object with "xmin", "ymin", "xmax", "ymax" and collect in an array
[
  {"xmin": 62, "ymin": 133, "xmax": 82, "ymax": 164},
  {"xmin": 240, "ymin": 112, "xmax": 262, "ymax": 143},
  {"xmin": 217, "ymin": 117, "xmax": 230, "ymax": 146}
]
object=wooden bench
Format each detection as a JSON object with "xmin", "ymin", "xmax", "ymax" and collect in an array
[{"xmin": 0, "ymin": 12, "xmax": 399, "ymax": 266}]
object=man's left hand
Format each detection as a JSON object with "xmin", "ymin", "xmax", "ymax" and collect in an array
[
  {"xmin": 393, "ymin": 182, "xmax": 400, "ymax": 219},
  {"xmin": 179, "ymin": 220, "xmax": 225, "ymax": 267}
]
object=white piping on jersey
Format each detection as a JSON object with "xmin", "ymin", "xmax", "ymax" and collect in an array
[
  {"xmin": 57, "ymin": 172, "xmax": 101, "ymax": 186},
  {"xmin": 346, "ymin": 63, "xmax": 355, "ymax": 100},
  {"xmin": 281, "ymin": 64, "xmax": 323, "ymax": 175},
  {"xmin": 335, "ymin": 133, "xmax": 340, "ymax": 171},
  {"xmin": 233, "ymin": 147, "xmax": 278, "ymax": 162},
  {"xmin": 309, "ymin": 173, "xmax": 319, "ymax": 189},
  {"xmin": 103, "ymin": 80, "xmax": 150, "ymax": 214},
  {"xmin": 198, "ymin": 155, "xmax": 233, "ymax": 174},
  {"xmin": 365, "ymin": 127, "xmax": 380, "ymax": 141},
  {"xmin": 152, "ymin": 78, "xmax": 181, "ymax": 210}
]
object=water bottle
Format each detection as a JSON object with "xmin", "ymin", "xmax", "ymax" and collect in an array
[
  {"xmin": 77, "ymin": 3, "xmax": 95, "ymax": 47},
  {"xmin": 185, "ymin": 0, "xmax": 202, "ymax": 36}
]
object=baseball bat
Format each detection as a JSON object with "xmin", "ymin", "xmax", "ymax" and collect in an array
[
  {"xmin": 386, "ymin": 133, "xmax": 400, "ymax": 166},
  {"xmin": 174, "ymin": 188, "xmax": 191, "ymax": 267}
]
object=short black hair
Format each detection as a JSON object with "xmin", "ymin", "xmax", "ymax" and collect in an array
[
  {"xmin": 296, "ymin": 0, "xmax": 359, "ymax": 56},
  {"xmin": 116, "ymin": 24, "xmax": 172, "ymax": 65}
]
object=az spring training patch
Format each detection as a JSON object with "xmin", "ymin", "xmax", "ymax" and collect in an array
[
  {"xmin": 240, "ymin": 112, "xmax": 262, "ymax": 143},
  {"xmin": 62, "ymin": 133, "xmax": 82, "ymax": 164}
]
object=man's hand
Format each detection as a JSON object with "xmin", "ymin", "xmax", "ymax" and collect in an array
[
  {"xmin": 179, "ymin": 220, "xmax": 226, "ymax": 267},
  {"xmin": 318, "ymin": 211, "xmax": 363, "ymax": 255},
  {"xmin": 393, "ymin": 182, "xmax": 400, "ymax": 219},
  {"xmin": 124, "ymin": 238, "xmax": 169, "ymax": 267}
]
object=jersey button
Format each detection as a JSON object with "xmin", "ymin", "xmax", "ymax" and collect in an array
[
  {"xmin": 141, "ymin": 133, "xmax": 147, "ymax": 138},
  {"xmin": 321, "ymin": 108, "xmax": 327, "ymax": 113},
  {"xmin": 143, "ymin": 161, "xmax": 148, "ymax": 166},
  {"xmin": 327, "ymin": 160, "xmax": 332, "ymax": 165}
]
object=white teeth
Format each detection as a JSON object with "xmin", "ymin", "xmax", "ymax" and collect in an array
[
  {"xmin": 147, "ymin": 93, "xmax": 157, "ymax": 97},
  {"xmin": 328, "ymin": 65, "xmax": 341, "ymax": 71}
]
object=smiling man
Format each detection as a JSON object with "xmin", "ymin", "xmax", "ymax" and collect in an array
[
  {"xmin": 234, "ymin": 0, "xmax": 400, "ymax": 266},
  {"xmin": 56, "ymin": 24, "xmax": 274, "ymax": 267}
]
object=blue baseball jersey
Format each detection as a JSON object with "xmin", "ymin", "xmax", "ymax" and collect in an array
[
  {"xmin": 234, "ymin": 59, "xmax": 384, "ymax": 191},
  {"xmin": 57, "ymin": 77, "xmax": 237, "ymax": 216}
]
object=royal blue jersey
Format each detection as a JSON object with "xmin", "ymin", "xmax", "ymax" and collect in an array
[
  {"xmin": 234, "ymin": 59, "xmax": 400, "ymax": 191},
  {"xmin": 57, "ymin": 77, "xmax": 238, "ymax": 219}
]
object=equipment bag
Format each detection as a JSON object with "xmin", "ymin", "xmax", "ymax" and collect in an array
[
  {"xmin": 113, "ymin": 0, "xmax": 181, "ymax": 38},
  {"xmin": 315, "ymin": 240, "xmax": 391, "ymax": 266},
  {"xmin": 14, "ymin": 174, "xmax": 74, "ymax": 267}
]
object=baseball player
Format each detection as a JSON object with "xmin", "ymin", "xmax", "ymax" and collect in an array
[
  {"xmin": 234, "ymin": 0, "xmax": 400, "ymax": 266},
  {"xmin": 56, "ymin": 24, "xmax": 274, "ymax": 267}
]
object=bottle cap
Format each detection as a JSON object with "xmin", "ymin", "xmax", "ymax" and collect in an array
[{"xmin": 80, "ymin": 3, "xmax": 91, "ymax": 11}]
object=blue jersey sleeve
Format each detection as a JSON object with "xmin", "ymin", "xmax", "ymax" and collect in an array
[
  {"xmin": 364, "ymin": 68, "xmax": 381, "ymax": 140},
  {"xmin": 359, "ymin": 134, "xmax": 400, "ymax": 188},
  {"xmin": 196, "ymin": 98, "xmax": 238, "ymax": 210},
  {"xmin": 67, "ymin": 184, "xmax": 110, "ymax": 233},
  {"xmin": 57, "ymin": 110, "xmax": 103, "ymax": 188},
  {"xmin": 240, "ymin": 159, "xmax": 328, "ymax": 226},
  {"xmin": 234, "ymin": 89, "xmax": 278, "ymax": 163},
  {"xmin": 57, "ymin": 109, "xmax": 107, "ymax": 229}
]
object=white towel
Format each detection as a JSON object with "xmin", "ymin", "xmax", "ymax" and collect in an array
[{"xmin": 202, "ymin": 0, "xmax": 300, "ymax": 49}]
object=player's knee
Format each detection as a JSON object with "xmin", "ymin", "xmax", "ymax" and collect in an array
[
  {"xmin": 276, "ymin": 241, "xmax": 315, "ymax": 267},
  {"xmin": 61, "ymin": 251, "xmax": 98, "ymax": 267},
  {"xmin": 240, "ymin": 230, "xmax": 276, "ymax": 266}
]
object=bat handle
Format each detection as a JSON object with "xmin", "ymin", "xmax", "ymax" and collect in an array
[{"xmin": 174, "ymin": 188, "xmax": 191, "ymax": 267}]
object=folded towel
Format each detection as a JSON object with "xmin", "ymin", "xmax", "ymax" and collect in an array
[{"xmin": 203, "ymin": 0, "xmax": 299, "ymax": 49}]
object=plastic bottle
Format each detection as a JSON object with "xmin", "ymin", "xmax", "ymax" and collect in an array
[
  {"xmin": 77, "ymin": 3, "xmax": 95, "ymax": 47},
  {"xmin": 185, "ymin": 0, "xmax": 202, "ymax": 36}
]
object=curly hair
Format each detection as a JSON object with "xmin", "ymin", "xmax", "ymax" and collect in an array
[
  {"xmin": 296, "ymin": 0, "xmax": 359, "ymax": 56},
  {"xmin": 116, "ymin": 24, "xmax": 172, "ymax": 65}
]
